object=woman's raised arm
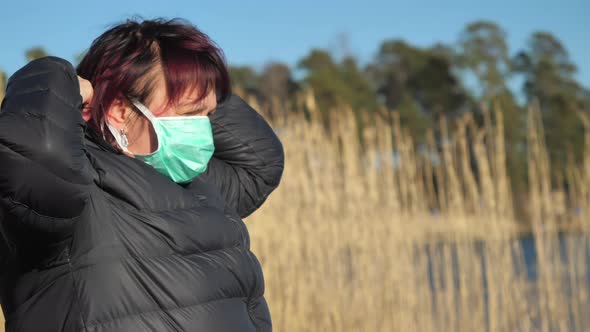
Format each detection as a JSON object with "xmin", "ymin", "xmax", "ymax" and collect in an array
[
  {"xmin": 195, "ymin": 95, "xmax": 285, "ymax": 218},
  {"xmin": 0, "ymin": 56, "xmax": 93, "ymax": 229}
]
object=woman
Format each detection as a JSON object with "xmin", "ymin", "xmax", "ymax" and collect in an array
[{"xmin": 0, "ymin": 18, "xmax": 283, "ymax": 331}]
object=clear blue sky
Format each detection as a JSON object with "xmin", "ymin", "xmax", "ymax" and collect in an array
[{"xmin": 1, "ymin": 0, "xmax": 589, "ymax": 88}]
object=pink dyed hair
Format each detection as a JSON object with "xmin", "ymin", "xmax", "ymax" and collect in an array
[{"xmin": 77, "ymin": 18, "xmax": 231, "ymax": 138}]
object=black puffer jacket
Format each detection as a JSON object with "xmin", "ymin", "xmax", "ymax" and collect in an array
[{"xmin": 0, "ymin": 57, "xmax": 284, "ymax": 332}]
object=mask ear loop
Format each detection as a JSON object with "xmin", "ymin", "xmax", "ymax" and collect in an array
[
  {"xmin": 128, "ymin": 97, "xmax": 162, "ymax": 154},
  {"xmin": 129, "ymin": 98, "xmax": 156, "ymax": 121}
]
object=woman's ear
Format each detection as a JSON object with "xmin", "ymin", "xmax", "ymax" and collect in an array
[{"xmin": 106, "ymin": 98, "xmax": 133, "ymax": 129}]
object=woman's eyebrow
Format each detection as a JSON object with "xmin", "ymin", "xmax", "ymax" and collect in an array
[
  {"xmin": 181, "ymin": 104, "xmax": 210, "ymax": 115},
  {"xmin": 181, "ymin": 102, "xmax": 205, "ymax": 112}
]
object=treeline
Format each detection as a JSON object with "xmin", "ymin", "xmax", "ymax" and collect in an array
[
  {"xmin": 1, "ymin": 20, "xmax": 589, "ymax": 191},
  {"xmin": 230, "ymin": 20, "xmax": 590, "ymax": 193}
]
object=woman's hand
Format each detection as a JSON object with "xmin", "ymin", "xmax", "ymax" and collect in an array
[
  {"xmin": 78, "ymin": 76, "xmax": 93, "ymax": 119},
  {"xmin": 78, "ymin": 75, "xmax": 93, "ymax": 107}
]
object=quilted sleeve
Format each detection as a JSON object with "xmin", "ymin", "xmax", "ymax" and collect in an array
[
  {"xmin": 0, "ymin": 56, "xmax": 93, "ymax": 232},
  {"xmin": 197, "ymin": 95, "xmax": 285, "ymax": 218}
]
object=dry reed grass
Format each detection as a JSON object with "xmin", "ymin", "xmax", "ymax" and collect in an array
[
  {"xmin": 1, "ymin": 92, "xmax": 588, "ymax": 331},
  {"xmin": 246, "ymin": 92, "xmax": 589, "ymax": 331}
]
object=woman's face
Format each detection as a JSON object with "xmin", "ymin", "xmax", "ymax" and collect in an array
[{"xmin": 110, "ymin": 77, "xmax": 217, "ymax": 157}]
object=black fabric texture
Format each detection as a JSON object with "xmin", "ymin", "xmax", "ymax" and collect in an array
[{"xmin": 0, "ymin": 56, "xmax": 284, "ymax": 332}]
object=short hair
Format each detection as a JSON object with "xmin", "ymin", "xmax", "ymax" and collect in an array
[{"xmin": 77, "ymin": 18, "xmax": 231, "ymax": 138}]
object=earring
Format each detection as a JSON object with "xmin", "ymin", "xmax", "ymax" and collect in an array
[{"xmin": 120, "ymin": 128, "xmax": 129, "ymax": 148}]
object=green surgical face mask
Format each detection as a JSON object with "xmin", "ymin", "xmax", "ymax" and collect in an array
[{"xmin": 107, "ymin": 98, "xmax": 215, "ymax": 183}]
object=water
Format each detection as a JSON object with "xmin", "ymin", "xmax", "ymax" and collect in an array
[
  {"xmin": 520, "ymin": 233, "xmax": 590, "ymax": 282},
  {"xmin": 422, "ymin": 233, "xmax": 590, "ymax": 331}
]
